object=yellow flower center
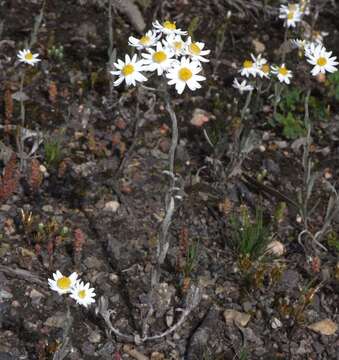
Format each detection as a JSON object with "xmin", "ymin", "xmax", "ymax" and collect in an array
[
  {"xmin": 317, "ymin": 57, "xmax": 327, "ymax": 66},
  {"xmin": 243, "ymin": 60, "xmax": 253, "ymax": 69},
  {"xmin": 122, "ymin": 64, "xmax": 135, "ymax": 76},
  {"xmin": 25, "ymin": 52, "xmax": 33, "ymax": 60},
  {"xmin": 174, "ymin": 41, "xmax": 182, "ymax": 50},
  {"xmin": 279, "ymin": 66, "xmax": 288, "ymax": 76},
  {"xmin": 56, "ymin": 276, "xmax": 71, "ymax": 290},
  {"xmin": 189, "ymin": 43, "xmax": 201, "ymax": 56},
  {"xmin": 287, "ymin": 11, "xmax": 294, "ymax": 20},
  {"xmin": 178, "ymin": 67, "xmax": 193, "ymax": 81},
  {"xmin": 139, "ymin": 35, "xmax": 151, "ymax": 45},
  {"xmin": 262, "ymin": 64, "xmax": 270, "ymax": 73},
  {"xmin": 78, "ymin": 290, "xmax": 86, "ymax": 299},
  {"xmin": 288, "ymin": 4, "xmax": 297, "ymax": 10},
  {"xmin": 163, "ymin": 21, "xmax": 176, "ymax": 30},
  {"xmin": 153, "ymin": 51, "xmax": 167, "ymax": 63}
]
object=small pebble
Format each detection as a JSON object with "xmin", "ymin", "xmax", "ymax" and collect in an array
[{"xmin": 104, "ymin": 201, "xmax": 120, "ymax": 213}]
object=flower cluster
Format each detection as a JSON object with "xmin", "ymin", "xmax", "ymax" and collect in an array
[
  {"xmin": 17, "ymin": 49, "xmax": 41, "ymax": 66},
  {"xmin": 48, "ymin": 270, "xmax": 96, "ymax": 308},
  {"xmin": 111, "ymin": 20, "xmax": 209, "ymax": 94},
  {"xmin": 233, "ymin": 41, "xmax": 338, "ymax": 94},
  {"xmin": 233, "ymin": 53, "xmax": 293, "ymax": 94}
]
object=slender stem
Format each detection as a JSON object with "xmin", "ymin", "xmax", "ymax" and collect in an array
[
  {"xmin": 20, "ymin": 69, "xmax": 26, "ymax": 127},
  {"xmin": 301, "ymin": 89, "xmax": 312, "ymax": 230},
  {"xmin": 164, "ymin": 88, "xmax": 179, "ymax": 177},
  {"xmin": 107, "ymin": 0, "xmax": 115, "ymax": 99},
  {"xmin": 273, "ymin": 82, "xmax": 282, "ymax": 118},
  {"xmin": 18, "ymin": 69, "xmax": 26, "ymax": 171},
  {"xmin": 281, "ymin": 24, "xmax": 288, "ymax": 64},
  {"xmin": 240, "ymin": 89, "xmax": 253, "ymax": 122},
  {"xmin": 108, "ymin": 0, "xmax": 113, "ymax": 59}
]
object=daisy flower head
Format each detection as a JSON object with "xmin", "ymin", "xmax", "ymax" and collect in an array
[
  {"xmin": 70, "ymin": 281, "xmax": 96, "ymax": 308},
  {"xmin": 251, "ymin": 54, "xmax": 270, "ymax": 78},
  {"xmin": 128, "ymin": 30, "xmax": 160, "ymax": 50},
  {"xmin": 163, "ymin": 34, "xmax": 186, "ymax": 57},
  {"xmin": 142, "ymin": 42, "xmax": 174, "ymax": 76},
  {"xmin": 272, "ymin": 63, "xmax": 293, "ymax": 84},
  {"xmin": 279, "ymin": 4, "xmax": 302, "ymax": 28},
  {"xmin": 304, "ymin": 44, "xmax": 338, "ymax": 76},
  {"xmin": 185, "ymin": 37, "xmax": 210, "ymax": 63},
  {"xmin": 17, "ymin": 49, "xmax": 41, "ymax": 66},
  {"xmin": 232, "ymin": 78, "xmax": 254, "ymax": 94},
  {"xmin": 291, "ymin": 38, "xmax": 310, "ymax": 50},
  {"xmin": 166, "ymin": 57, "xmax": 206, "ymax": 95},
  {"xmin": 239, "ymin": 54, "xmax": 259, "ymax": 78},
  {"xmin": 152, "ymin": 20, "xmax": 187, "ymax": 36},
  {"xmin": 258, "ymin": 63, "xmax": 271, "ymax": 78},
  {"xmin": 48, "ymin": 270, "xmax": 78, "ymax": 295},
  {"xmin": 111, "ymin": 54, "xmax": 147, "ymax": 87}
]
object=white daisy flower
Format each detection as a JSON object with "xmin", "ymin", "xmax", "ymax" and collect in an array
[
  {"xmin": 272, "ymin": 63, "xmax": 293, "ymax": 84},
  {"xmin": 258, "ymin": 63, "xmax": 271, "ymax": 78},
  {"xmin": 111, "ymin": 54, "xmax": 148, "ymax": 87},
  {"xmin": 17, "ymin": 49, "xmax": 41, "ymax": 66},
  {"xmin": 239, "ymin": 54, "xmax": 259, "ymax": 77},
  {"xmin": 251, "ymin": 54, "xmax": 270, "ymax": 78},
  {"xmin": 291, "ymin": 38, "xmax": 309, "ymax": 50},
  {"xmin": 232, "ymin": 78, "xmax": 254, "ymax": 94},
  {"xmin": 185, "ymin": 37, "xmax": 210, "ymax": 63},
  {"xmin": 70, "ymin": 281, "xmax": 96, "ymax": 308},
  {"xmin": 142, "ymin": 42, "xmax": 174, "ymax": 76},
  {"xmin": 128, "ymin": 30, "xmax": 159, "ymax": 50},
  {"xmin": 166, "ymin": 57, "xmax": 206, "ymax": 95},
  {"xmin": 152, "ymin": 20, "xmax": 187, "ymax": 36},
  {"xmin": 304, "ymin": 44, "xmax": 338, "ymax": 76},
  {"xmin": 163, "ymin": 34, "xmax": 186, "ymax": 57},
  {"xmin": 48, "ymin": 270, "xmax": 78, "ymax": 295},
  {"xmin": 279, "ymin": 4, "xmax": 302, "ymax": 28}
]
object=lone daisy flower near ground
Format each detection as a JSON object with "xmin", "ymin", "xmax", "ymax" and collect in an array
[
  {"xmin": 70, "ymin": 281, "xmax": 96, "ymax": 308},
  {"xmin": 166, "ymin": 57, "xmax": 206, "ymax": 94},
  {"xmin": 128, "ymin": 30, "xmax": 159, "ymax": 50},
  {"xmin": 279, "ymin": 4, "xmax": 302, "ymax": 28},
  {"xmin": 17, "ymin": 49, "xmax": 41, "ymax": 66},
  {"xmin": 48, "ymin": 271, "xmax": 78, "ymax": 295},
  {"xmin": 111, "ymin": 54, "xmax": 147, "ymax": 87},
  {"xmin": 272, "ymin": 63, "xmax": 293, "ymax": 84},
  {"xmin": 232, "ymin": 78, "xmax": 254, "ymax": 94},
  {"xmin": 142, "ymin": 42, "xmax": 174, "ymax": 75},
  {"xmin": 152, "ymin": 20, "xmax": 187, "ymax": 36},
  {"xmin": 185, "ymin": 37, "xmax": 210, "ymax": 63},
  {"xmin": 304, "ymin": 43, "xmax": 338, "ymax": 76}
]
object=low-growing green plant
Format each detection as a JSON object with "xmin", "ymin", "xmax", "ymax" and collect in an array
[
  {"xmin": 229, "ymin": 205, "xmax": 270, "ymax": 260},
  {"xmin": 44, "ymin": 138, "xmax": 62, "ymax": 166},
  {"xmin": 47, "ymin": 45, "xmax": 64, "ymax": 62},
  {"xmin": 326, "ymin": 231, "xmax": 339, "ymax": 252},
  {"xmin": 327, "ymin": 71, "xmax": 339, "ymax": 100},
  {"xmin": 272, "ymin": 86, "xmax": 329, "ymax": 139},
  {"xmin": 184, "ymin": 239, "xmax": 200, "ymax": 278},
  {"xmin": 275, "ymin": 111, "xmax": 305, "ymax": 139}
]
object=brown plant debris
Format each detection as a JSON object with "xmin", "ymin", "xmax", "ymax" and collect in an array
[
  {"xmin": 28, "ymin": 159, "xmax": 43, "ymax": 192},
  {"xmin": 4, "ymin": 85, "xmax": 13, "ymax": 132},
  {"xmin": 0, "ymin": 153, "xmax": 19, "ymax": 202}
]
